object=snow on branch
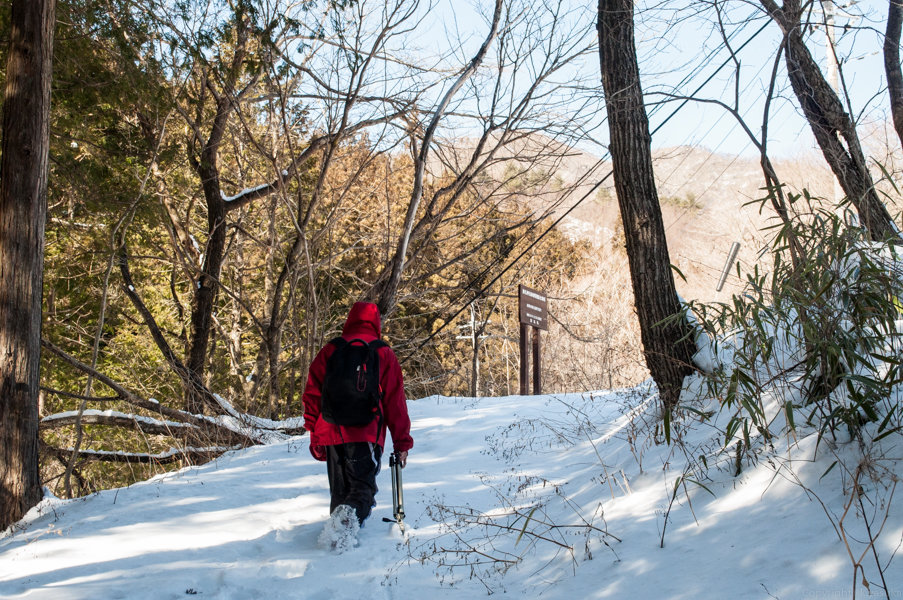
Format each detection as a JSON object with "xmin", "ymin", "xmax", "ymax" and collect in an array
[
  {"xmin": 41, "ymin": 338, "xmax": 306, "ymax": 447},
  {"xmin": 209, "ymin": 394, "xmax": 306, "ymax": 441},
  {"xmin": 47, "ymin": 445, "xmax": 242, "ymax": 465},
  {"xmin": 220, "ymin": 180, "xmax": 276, "ymax": 203},
  {"xmin": 41, "ymin": 410, "xmax": 196, "ymax": 437}
]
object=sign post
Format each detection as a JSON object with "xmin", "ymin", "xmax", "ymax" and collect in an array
[
  {"xmin": 532, "ymin": 325, "xmax": 541, "ymax": 395},
  {"xmin": 518, "ymin": 285, "xmax": 548, "ymax": 395},
  {"xmin": 519, "ymin": 321, "xmax": 529, "ymax": 395}
]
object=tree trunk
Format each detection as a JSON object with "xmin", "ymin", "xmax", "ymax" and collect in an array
[
  {"xmin": 0, "ymin": 0, "xmax": 55, "ymax": 529},
  {"xmin": 598, "ymin": 0, "xmax": 695, "ymax": 410},
  {"xmin": 760, "ymin": 0, "xmax": 898, "ymax": 242},
  {"xmin": 886, "ymin": 0, "xmax": 903, "ymax": 147},
  {"xmin": 186, "ymin": 154, "xmax": 227, "ymax": 414}
]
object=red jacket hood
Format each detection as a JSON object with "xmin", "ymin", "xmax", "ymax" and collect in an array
[
  {"xmin": 303, "ymin": 300, "xmax": 412, "ymax": 453},
  {"xmin": 341, "ymin": 302, "xmax": 381, "ymax": 340}
]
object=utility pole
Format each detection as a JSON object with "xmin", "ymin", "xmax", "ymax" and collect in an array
[
  {"xmin": 825, "ymin": 0, "xmax": 839, "ymax": 92},
  {"xmin": 824, "ymin": 0, "xmax": 843, "ymax": 204},
  {"xmin": 457, "ymin": 303, "xmax": 488, "ymax": 397}
]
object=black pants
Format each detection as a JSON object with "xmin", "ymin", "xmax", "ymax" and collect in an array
[{"xmin": 326, "ymin": 442, "xmax": 382, "ymax": 525}]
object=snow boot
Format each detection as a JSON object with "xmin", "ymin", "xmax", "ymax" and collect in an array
[{"xmin": 318, "ymin": 504, "xmax": 360, "ymax": 554}]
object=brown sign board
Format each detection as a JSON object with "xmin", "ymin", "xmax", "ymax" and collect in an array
[{"xmin": 518, "ymin": 284, "xmax": 548, "ymax": 331}]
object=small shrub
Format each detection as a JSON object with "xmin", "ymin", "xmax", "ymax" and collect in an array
[{"xmin": 690, "ymin": 190, "xmax": 903, "ymax": 448}]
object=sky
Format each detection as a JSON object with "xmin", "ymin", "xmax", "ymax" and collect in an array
[
  {"xmin": 639, "ymin": 0, "xmax": 894, "ymax": 158},
  {"xmin": 417, "ymin": 0, "xmax": 895, "ymax": 159}
]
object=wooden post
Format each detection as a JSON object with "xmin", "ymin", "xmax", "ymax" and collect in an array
[
  {"xmin": 519, "ymin": 322, "xmax": 529, "ymax": 395},
  {"xmin": 518, "ymin": 284, "xmax": 547, "ymax": 396},
  {"xmin": 532, "ymin": 327, "xmax": 541, "ymax": 395}
]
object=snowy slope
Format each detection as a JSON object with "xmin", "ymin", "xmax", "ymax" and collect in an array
[{"xmin": 2, "ymin": 381, "xmax": 901, "ymax": 599}]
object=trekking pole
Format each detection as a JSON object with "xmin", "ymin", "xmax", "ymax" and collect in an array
[
  {"xmin": 382, "ymin": 452, "xmax": 405, "ymax": 530},
  {"xmin": 392, "ymin": 452, "xmax": 405, "ymax": 523}
]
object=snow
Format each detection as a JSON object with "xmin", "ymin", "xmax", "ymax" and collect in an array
[
  {"xmin": 318, "ymin": 504, "xmax": 361, "ymax": 554},
  {"xmin": 41, "ymin": 409, "xmax": 192, "ymax": 429},
  {"xmin": 221, "ymin": 182, "xmax": 272, "ymax": 203},
  {"xmin": 3, "ymin": 380, "xmax": 901, "ymax": 599}
]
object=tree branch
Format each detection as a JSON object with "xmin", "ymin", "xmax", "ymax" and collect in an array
[
  {"xmin": 44, "ymin": 444, "xmax": 238, "ymax": 465},
  {"xmin": 376, "ymin": 0, "xmax": 505, "ymax": 315},
  {"xmin": 41, "ymin": 410, "xmax": 197, "ymax": 438}
]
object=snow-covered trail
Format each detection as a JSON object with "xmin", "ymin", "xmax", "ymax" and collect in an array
[
  {"xmin": 0, "ymin": 394, "xmax": 538, "ymax": 599},
  {"xmin": 2, "ymin": 387, "xmax": 902, "ymax": 599}
]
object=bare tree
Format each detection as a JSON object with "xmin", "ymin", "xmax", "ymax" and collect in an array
[
  {"xmin": 0, "ymin": 0, "xmax": 55, "ymax": 530},
  {"xmin": 886, "ymin": 0, "xmax": 903, "ymax": 147},
  {"xmin": 656, "ymin": 3, "xmax": 805, "ymax": 266},
  {"xmin": 760, "ymin": 0, "xmax": 898, "ymax": 242},
  {"xmin": 368, "ymin": 0, "xmax": 599, "ymax": 317},
  {"xmin": 373, "ymin": 0, "xmax": 503, "ymax": 315},
  {"xmin": 598, "ymin": 0, "xmax": 696, "ymax": 410},
  {"xmin": 123, "ymin": 0, "xmax": 415, "ymax": 413}
]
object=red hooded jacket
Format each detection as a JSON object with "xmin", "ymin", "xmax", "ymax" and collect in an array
[{"xmin": 302, "ymin": 302, "xmax": 413, "ymax": 456}]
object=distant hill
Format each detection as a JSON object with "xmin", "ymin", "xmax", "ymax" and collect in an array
[
  {"xmin": 542, "ymin": 144, "xmax": 835, "ymax": 302},
  {"xmin": 434, "ymin": 134, "xmax": 838, "ymax": 300}
]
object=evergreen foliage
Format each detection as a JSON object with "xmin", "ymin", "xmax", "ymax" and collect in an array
[
  {"xmin": 688, "ymin": 188, "xmax": 903, "ymax": 457},
  {"xmin": 9, "ymin": 0, "xmax": 601, "ymax": 496}
]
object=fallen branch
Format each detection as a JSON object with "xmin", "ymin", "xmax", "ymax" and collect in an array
[
  {"xmin": 41, "ymin": 338, "xmax": 307, "ymax": 444},
  {"xmin": 41, "ymin": 338, "xmax": 258, "ymax": 446},
  {"xmin": 45, "ymin": 444, "xmax": 241, "ymax": 465},
  {"xmin": 41, "ymin": 409, "xmax": 196, "ymax": 438}
]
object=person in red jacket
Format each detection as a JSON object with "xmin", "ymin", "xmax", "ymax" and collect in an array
[{"xmin": 302, "ymin": 302, "xmax": 413, "ymax": 527}]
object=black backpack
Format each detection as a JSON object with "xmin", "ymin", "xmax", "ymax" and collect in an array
[{"xmin": 320, "ymin": 337, "xmax": 387, "ymax": 427}]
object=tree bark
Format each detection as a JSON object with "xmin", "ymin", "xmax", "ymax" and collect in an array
[
  {"xmin": 760, "ymin": 0, "xmax": 898, "ymax": 242},
  {"xmin": 0, "ymin": 0, "xmax": 55, "ymax": 530},
  {"xmin": 185, "ymin": 91, "xmax": 233, "ymax": 414},
  {"xmin": 598, "ymin": 0, "xmax": 695, "ymax": 410},
  {"xmin": 886, "ymin": 0, "xmax": 903, "ymax": 147}
]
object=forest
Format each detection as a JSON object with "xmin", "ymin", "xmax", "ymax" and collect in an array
[{"xmin": 3, "ymin": 0, "xmax": 903, "ymax": 534}]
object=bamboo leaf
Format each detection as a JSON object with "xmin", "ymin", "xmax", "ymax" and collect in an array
[
  {"xmin": 515, "ymin": 506, "xmax": 539, "ymax": 547},
  {"xmin": 820, "ymin": 461, "xmax": 838, "ymax": 481},
  {"xmin": 686, "ymin": 478, "xmax": 716, "ymax": 497},
  {"xmin": 784, "ymin": 399, "xmax": 795, "ymax": 430}
]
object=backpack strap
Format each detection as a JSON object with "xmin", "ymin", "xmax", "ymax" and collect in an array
[
  {"xmin": 369, "ymin": 340, "xmax": 387, "ymax": 391},
  {"xmin": 328, "ymin": 337, "xmax": 385, "ymax": 352},
  {"xmin": 366, "ymin": 340, "xmax": 389, "ymax": 438},
  {"xmin": 328, "ymin": 337, "xmax": 385, "ymax": 349}
]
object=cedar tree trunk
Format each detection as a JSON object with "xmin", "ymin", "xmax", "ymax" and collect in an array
[
  {"xmin": 886, "ymin": 0, "xmax": 903, "ymax": 147},
  {"xmin": 0, "ymin": 0, "xmax": 55, "ymax": 529}
]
